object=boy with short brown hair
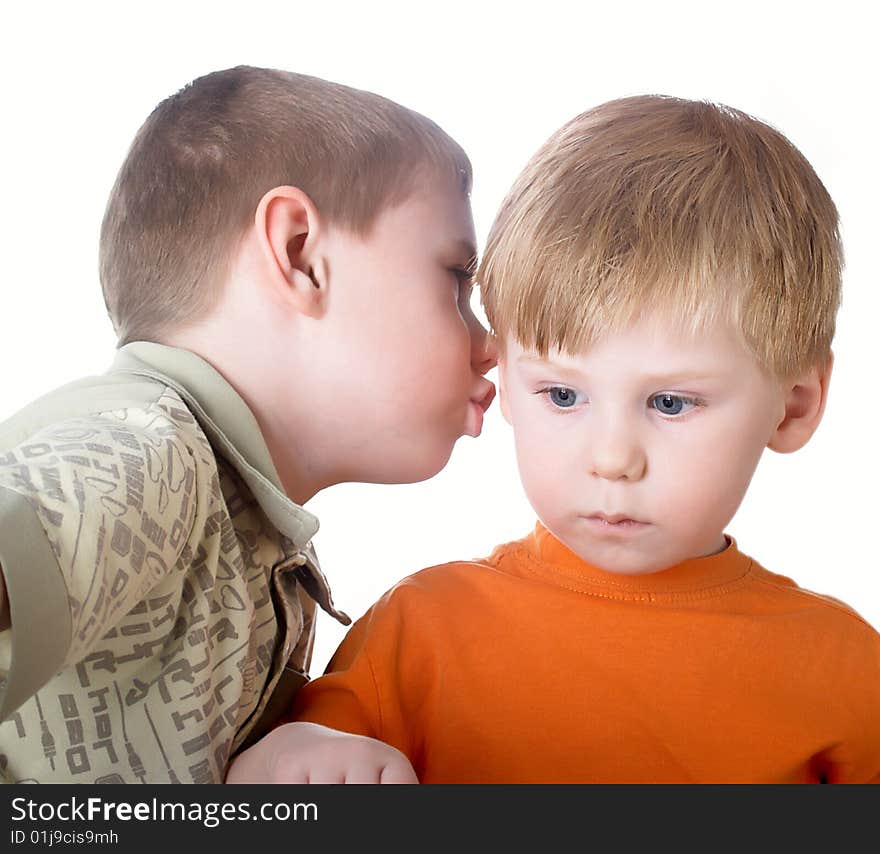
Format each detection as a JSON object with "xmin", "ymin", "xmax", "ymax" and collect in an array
[
  {"xmin": 0, "ymin": 65, "xmax": 496, "ymax": 783},
  {"xmin": 255, "ymin": 95, "xmax": 880, "ymax": 783}
]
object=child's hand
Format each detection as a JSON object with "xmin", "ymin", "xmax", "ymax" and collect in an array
[{"xmin": 225, "ymin": 721, "xmax": 418, "ymax": 783}]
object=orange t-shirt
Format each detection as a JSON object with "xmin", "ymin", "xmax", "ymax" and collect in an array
[{"xmin": 290, "ymin": 524, "xmax": 880, "ymax": 782}]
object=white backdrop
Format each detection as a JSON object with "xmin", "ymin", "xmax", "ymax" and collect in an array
[{"xmin": 1, "ymin": 0, "xmax": 876, "ymax": 674}]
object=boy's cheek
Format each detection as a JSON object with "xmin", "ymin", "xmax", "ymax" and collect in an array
[
  {"xmin": 496, "ymin": 366, "xmax": 513, "ymax": 425},
  {"xmin": 499, "ymin": 390, "xmax": 512, "ymax": 424}
]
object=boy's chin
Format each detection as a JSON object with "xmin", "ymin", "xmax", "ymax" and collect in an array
[{"xmin": 368, "ymin": 442, "xmax": 456, "ymax": 486}]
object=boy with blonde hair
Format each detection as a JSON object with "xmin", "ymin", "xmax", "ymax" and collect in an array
[
  {"xmin": 239, "ymin": 95, "xmax": 880, "ymax": 783},
  {"xmin": 0, "ymin": 66, "xmax": 496, "ymax": 783}
]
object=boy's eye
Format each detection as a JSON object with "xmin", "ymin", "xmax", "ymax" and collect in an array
[
  {"xmin": 650, "ymin": 394, "xmax": 700, "ymax": 416},
  {"xmin": 451, "ymin": 267, "xmax": 474, "ymax": 288},
  {"xmin": 545, "ymin": 386, "xmax": 580, "ymax": 408},
  {"xmin": 537, "ymin": 388, "xmax": 701, "ymax": 414}
]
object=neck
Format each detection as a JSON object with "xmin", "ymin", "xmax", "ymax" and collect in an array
[
  {"xmin": 247, "ymin": 402, "xmax": 328, "ymax": 505},
  {"xmin": 162, "ymin": 321, "xmax": 334, "ymax": 507}
]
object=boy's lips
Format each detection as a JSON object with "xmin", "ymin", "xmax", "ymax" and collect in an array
[
  {"xmin": 465, "ymin": 382, "xmax": 496, "ymax": 437},
  {"xmin": 591, "ymin": 512, "xmax": 644, "ymax": 524},
  {"xmin": 583, "ymin": 512, "xmax": 650, "ymax": 534},
  {"xmin": 473, "ymin": 383, "xmax": 496, "ymax": 413}
]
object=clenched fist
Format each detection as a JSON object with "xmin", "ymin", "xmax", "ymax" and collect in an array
[{"xmin": 225, "ymin": 721, "xmax": 418, "ymax": 784}]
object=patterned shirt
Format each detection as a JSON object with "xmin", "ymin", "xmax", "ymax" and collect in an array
[{"xmin": 0, "ymin": 342, "xmax": 348, "ymax": 783}]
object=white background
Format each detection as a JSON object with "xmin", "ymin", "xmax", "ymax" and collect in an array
[{"xmin": 1, "ymin": 1, "xmax": 876, "ymax": 674}]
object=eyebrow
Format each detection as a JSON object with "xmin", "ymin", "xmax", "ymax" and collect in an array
[{"xmin": 516, "ymin": 354, "xmax": 724, "ymax": 383}]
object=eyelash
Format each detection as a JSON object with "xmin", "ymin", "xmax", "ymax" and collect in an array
[{"xmin": 534, "ymin": 387, "xmax": 706, "ymax": 417}]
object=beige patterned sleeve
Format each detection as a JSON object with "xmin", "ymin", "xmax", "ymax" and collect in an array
[{"xmin": 0, "ymin": 405, "xmax": 201, "ymax": 720}]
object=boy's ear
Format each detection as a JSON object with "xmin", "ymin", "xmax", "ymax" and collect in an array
[
  {"xmin": 767, "ymin": 352, "xmax": 834, "ymax": 453},
  {"xmin": 254, "ymin": 186, "xmax": 326, "ymax": 318}
]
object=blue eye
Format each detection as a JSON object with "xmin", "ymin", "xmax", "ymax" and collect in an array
[
  {"xmin": 651, "ymin": 394, "xmax": 698, "ymax": 416},
  {"xmin": 547, "ymin": 387, "xmax": 579, "ymax": 408}
]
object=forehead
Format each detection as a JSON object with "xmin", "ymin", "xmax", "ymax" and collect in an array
[
  {"xmin": 504, "ymin": 314, "xmax": 759, "ymax": 376},
  {"xmin": 376, "ymin": 175, "xmax": 476, "ymax": 254}
]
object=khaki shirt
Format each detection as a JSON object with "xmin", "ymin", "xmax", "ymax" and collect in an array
[{"xmin": 0, "ymin": 343, "xmax": 348, "ymax": 783}]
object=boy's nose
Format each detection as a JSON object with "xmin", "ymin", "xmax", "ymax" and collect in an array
[
  {"xmin": 587, "ymin": 426, "xmax": 647, "ymax": 482},
  {"xmin": 470, "ymin": 319, "xmax": 498, "ymax": 376}
]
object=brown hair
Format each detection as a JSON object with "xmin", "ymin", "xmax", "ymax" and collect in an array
[
  {"xmin": 479, "ymin": 95, "xmax": 842, "ymax": 380},
  {"xmin": 100, "ymin": 66, "xmax": 472, "ymax": 345}
]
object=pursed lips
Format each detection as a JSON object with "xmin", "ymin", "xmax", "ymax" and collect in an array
[{"xmin": 471, "ymin": 382, "xmax": 496, "ymax": 413}]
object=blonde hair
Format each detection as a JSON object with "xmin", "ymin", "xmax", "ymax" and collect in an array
[
  {"xmin": 479, "ymin": 96, "xmax": 842, "ymax": 380},
  {"xmin": 100, "ymin": 66, "xmax": 471, "ymax": 345}
]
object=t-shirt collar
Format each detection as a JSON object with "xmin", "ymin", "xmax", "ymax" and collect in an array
[{"xmin": 523, "ymin": 521, "xmax": 753, "ymax": 599}]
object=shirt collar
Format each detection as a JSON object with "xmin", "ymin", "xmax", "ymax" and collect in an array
[
  {"xmin": 108, "ymin": 342, "xmax": 348, "ymax": 623},
  {"xmin": 519, "ymin": 521, "xmax": 753, "ymax": 600}
]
